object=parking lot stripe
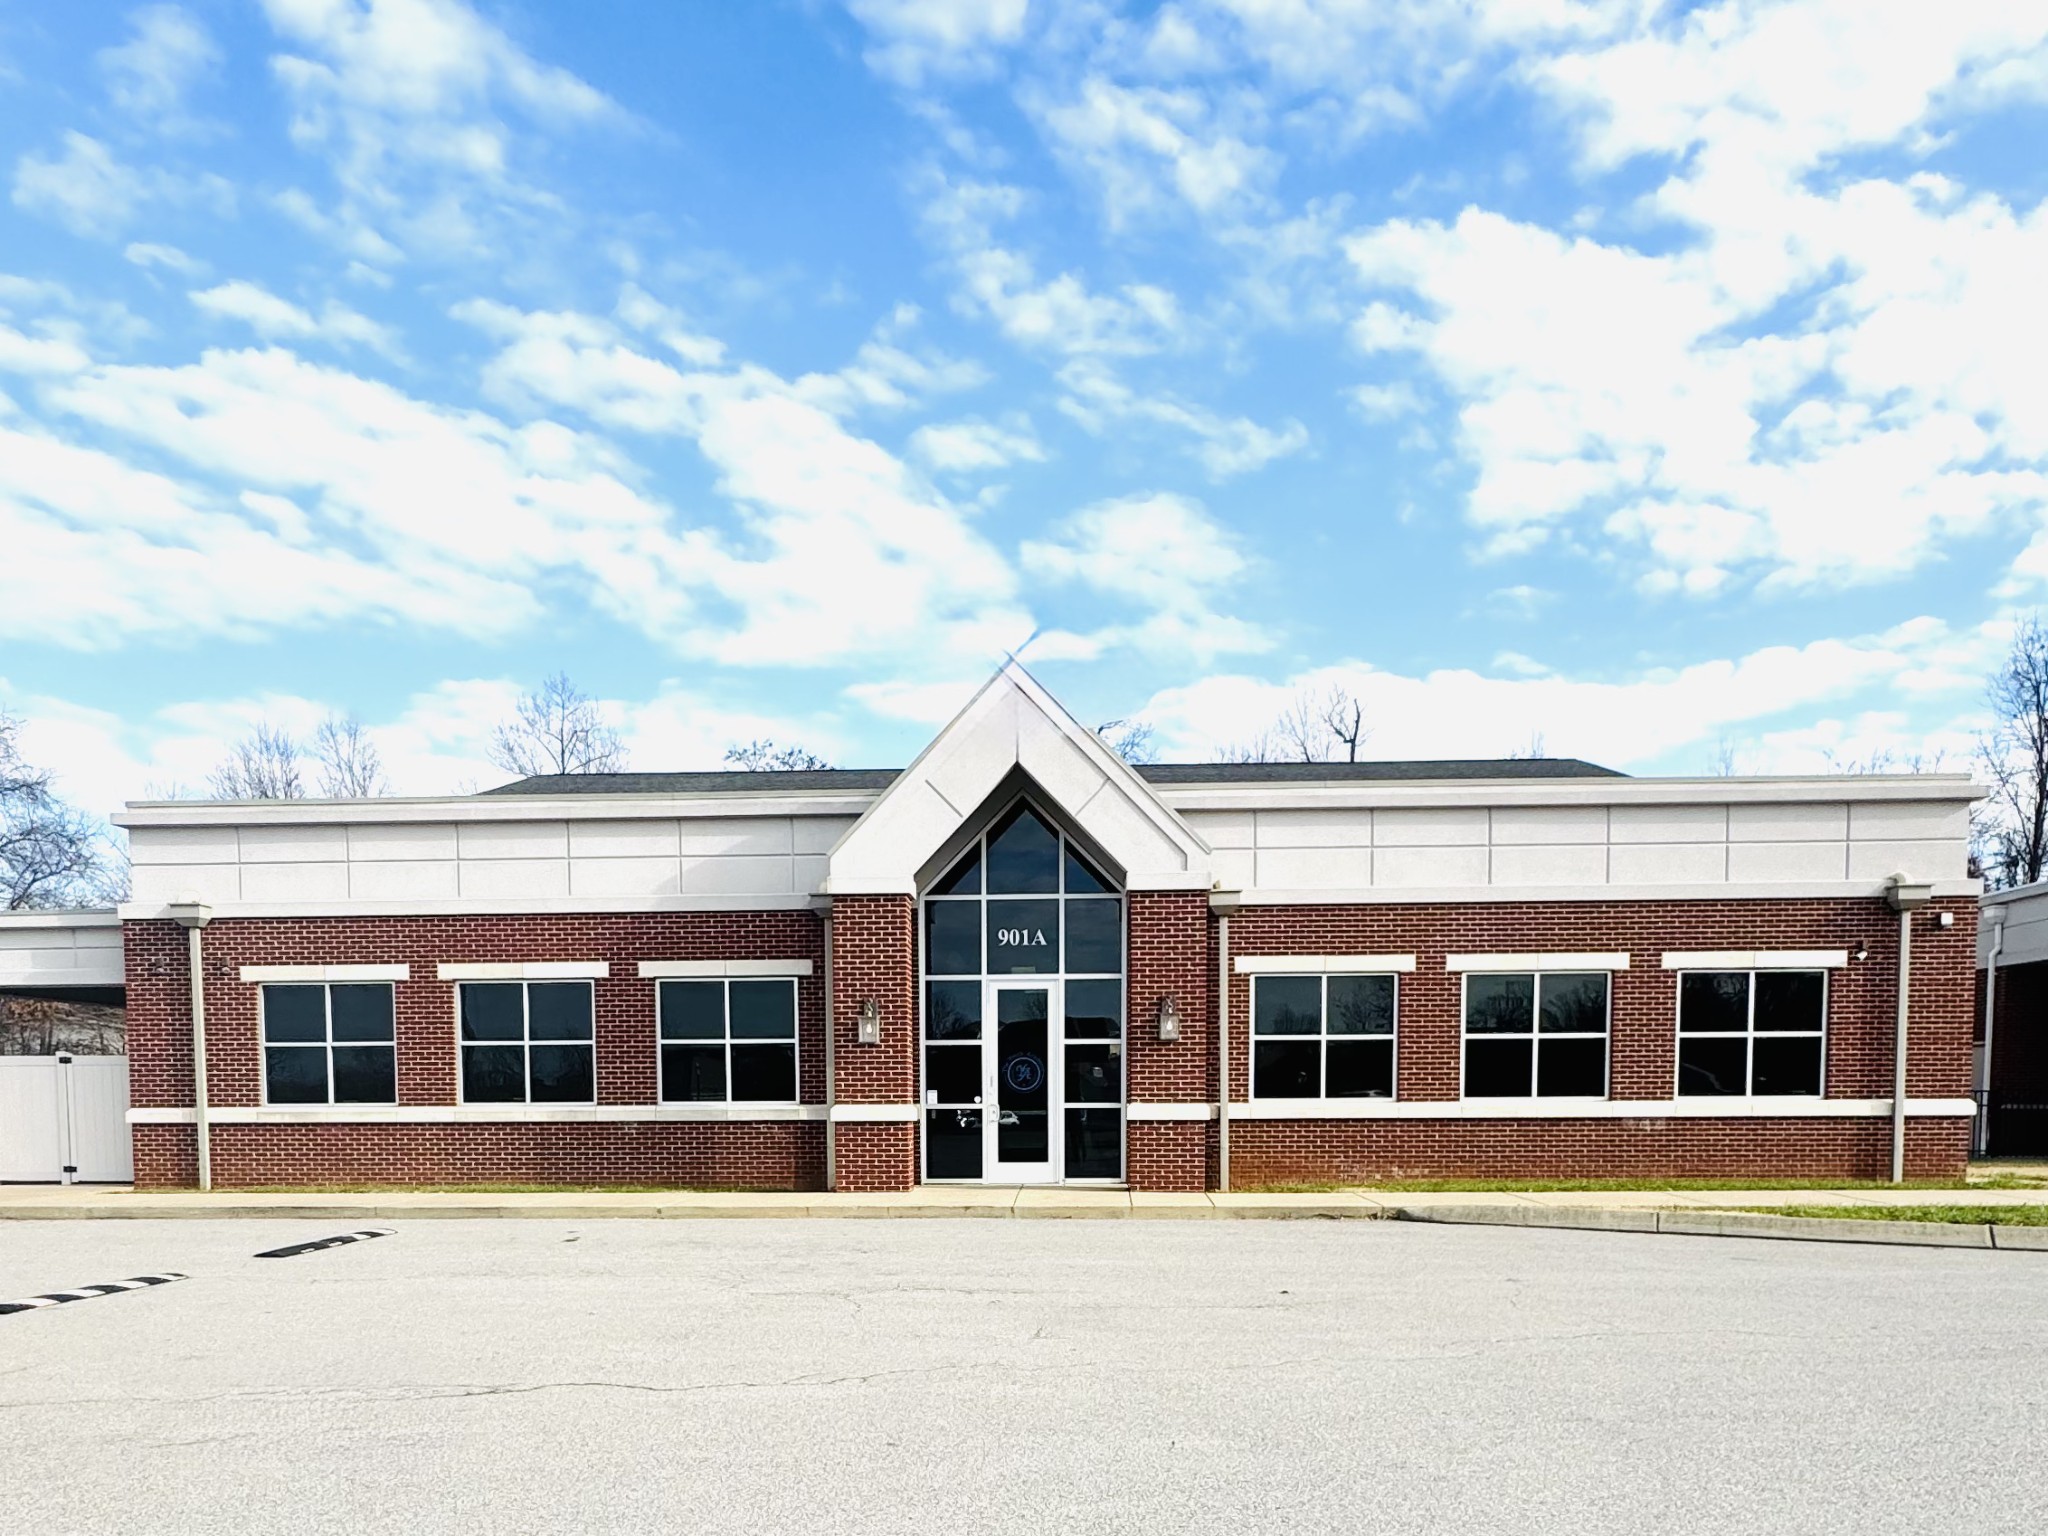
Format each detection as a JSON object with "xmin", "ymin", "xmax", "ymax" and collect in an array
[
  {"xmin": 255, "ymin": 1228, "xmax": 395, "ymax": 1259},
  {"xmin": 0, "ymin": 1274, "xmax": 189, "ymax": 1316}
]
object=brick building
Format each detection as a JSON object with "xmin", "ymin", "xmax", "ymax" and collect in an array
[{"xmin": 95, "ymin": 663, "xmax": 1980, "ymax": 1191}]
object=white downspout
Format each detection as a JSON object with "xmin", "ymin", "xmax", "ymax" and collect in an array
[
  {"xmin": 1886, "ymin": 876, "xmax": 1933, "ymax": 1186},
  {"xmin": 1216, "ymin": 910, "xmax": 1231, "ymax": 1194},
  {"xmin": 1979, "ymin": 907, "xmax": 2005, "ymax": 1157},
  {"xmin": 166, "ymin": 897, "xmax": 213, "ymax": 1192}
]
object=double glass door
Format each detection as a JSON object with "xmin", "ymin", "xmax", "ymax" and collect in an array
[{"xmin": 923, "ymin": 979, "xmax": 1124, "ymax": 1184}]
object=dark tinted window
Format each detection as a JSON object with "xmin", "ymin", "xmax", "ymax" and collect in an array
[
  {"xmin": 925, "ymin": 1044, "xmax": 981, "ymax": 1102},
  {"xmin": 1329, "ymin": 975, "xmax": 1395, "ymax": 1035},
  {"xmin": 1065, "ymin": 1108, "xmax": 1121, "ymax": 1178},
  {"xmin": 460, "ymin": 984, "xmax": 523, "ymax": 1041},
  {"xmin": 462, "ymin": 1044, "xmax": 524, "ymax": 1103},
  {"xmin": 1539, "ymin": 973, "xmax": 1608, "ymax": 1034},
  {"xmin": 1064, "ymin": 846, "xmax": 1111, "ymax": 894},
  {"xmin": 1679, "ymin": 1037, "xmax": 1746, "ymax": 1096},
  {"xmin": 730, "ymin": 981, "xmax": 795, "ymax": 1039},
  {"xmin": 329, "ymin": 984, "xmax": 394, "ymax": 1042},
  {"xmin": 1680, "ymin": 972, "xmax": 1748, "ymax": 1032},
  {"xmin": 930, "ymin": 847, "xmax": 981, "ymax": 895},
  {"xmin": 1465, "ymin": 1037, "xmax": 1532, "ymax": 1096},
  {"xmin": 1465, "ymin": 974, "xmax": 1533, "ymax": 1034},
  {"xmin": 1254, "ymin": 976, "xmax": 1320, "ymax": 1034},
  {"xmin": 1064, "ymin": 899, "xmax": 1122, "ymax": 974},
  {"xmin": 731, "ymin": 1043, "xmax": 796, "ymax": 1101},
  {"xmin": 987, "ymin": 899, "xmax": 1056, "ymax": 974},
  {"xmin": 1538, "ymin": 1037, "xmax": 1606, "ymax": 1096},
  {"xmin": 1064, "ymin": 980, "xmax": 1121, "ymax": 1039},
  {"xmin": 1254, "ymin": 1040, "xmax": 1319, "ymax": 1097},
  {"xmin": 1327, "ymin": 1039, "xmax": 1394, "ymax": 1097},
  {"xmin": 662, "ymin": 1044, "xmax": 725, "ymax": 1102},
  {"xmin": 926, "ymin": 1108, "xmax": 982, "ymax": 1178},
  {"xmin": 926, "ymin": 981, "xmax": 981, "ymax": 1040},
  {"xmin": 264, "ymin": 1047, "xmax": 327, "ymax": 1103},
  {"xmin": 528, "ymin": 983, "xmax": 592, "ymax": 1041},
  {"xmin": 925, "ymin": 901, "xmax": 980, "ymax": 975},
  {"xmin": 660, "ymin": 981, "xmax": 724, "ymax": 1039},
  {"xmin": 332, "ymin": 1046, "xmax": 396, "ymax": 1103},
  {"xmin": 263, "ymin": 985, "xmax": 326, "ymax": 1043},
  {"xmin": 1756, "ymin": 971, "xmax": 1824, "ymax": 1032},
  {"xmin": 1753, "ymin": 1035, "xmax": 1822, "ymax": 1095},
  {"xmin": 986, "ymin": 804, "xmax": 1058, "ymax": 893}
]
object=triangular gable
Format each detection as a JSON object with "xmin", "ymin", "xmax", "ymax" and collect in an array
[{"xmin": 825, "ymin": 661, "xmax": 1212, "ymax": 895}]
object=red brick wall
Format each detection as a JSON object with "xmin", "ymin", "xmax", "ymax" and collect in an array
[
  {"xmin": 124, "ymin": 910, "xmax": 828, "ymax": 1190},
  {"xmin": 1124, "ymin": 892, "xmax": 1217, "ymax": 1191},
  {"xmin": 134, "ymin": 1121, "xmax": 824, "ymax": 1190},
  {"xmin": 1219, "ymin": 896, "xmax": 1976, "ymax": 1183},
  {"xmin": 1227, "ymin": 1117, "xmax": 1971, "ymax": 1185},
  {"xmin": 1222, "ymin": 897, "xmax": 1975, "ymax": 1103},
  {"xmin": 826, "ymin": 895, "xmax": 918, "ymax": 1191}
]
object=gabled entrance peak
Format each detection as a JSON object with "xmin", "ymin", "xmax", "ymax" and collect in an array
[{"xmin": 824, "ymin": 661, "xmax": 1211, "ymax": 896}]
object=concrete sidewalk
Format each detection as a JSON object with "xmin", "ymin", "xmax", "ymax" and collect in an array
[{"xmin": 4, "ymin": 1182, "xmax": 2046, "ymax": 1225}]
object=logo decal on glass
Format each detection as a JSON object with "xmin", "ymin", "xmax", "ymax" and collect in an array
[{"xmin": 1003, "ymin": 1053, "xmax": 1045, "ymax": 1093}]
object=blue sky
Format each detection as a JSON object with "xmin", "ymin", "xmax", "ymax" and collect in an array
[{"xmin": 3, "ymin": 0, "xmax": 2047, "ymax": 812}]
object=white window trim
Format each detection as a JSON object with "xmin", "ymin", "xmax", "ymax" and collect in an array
[
  {"xmin": 438, "ymin": 961, "xmax": 609, "ymax": 981},
  {"xmin": 1249, "ymin": 972, "xmax": 1400, "ymax": 1103},
  {"xmin": 1447, "ymin": 952, "xmax": 1630, "ymax": 972},
  {"xmin": 654, "ymin": 975, "xmax": 801, "ymax": 1107},
  {"xmin": 1459, "ymin": 970, "xmax": 1613, "ymax": 1100},
  {"xmin": 1661, "ymin": 950, "xmax": 1848, "ymax": 971},
  {"xmin": 241, "ymin": 963, "xmax": 409, "ymax": 983},
  {"xmin": 1235, "ymin": 953, "xmax": 1416, "ymax": 974},
  {"xmin": 454, "ymin": 979, "xmax": 596, "ymax": 1105},
  {"xmin": 638, "ymin": 958, "xmax": 814, "ymax": 978},
  {"xmin": 1674, "ymin": 968, "xmax": 1829, "ymax": 1099},
  {"xmin": 259, "ymin": 981, "xmax": 398, "ymax": 1108}
]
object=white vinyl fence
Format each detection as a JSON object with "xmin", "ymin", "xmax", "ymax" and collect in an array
[{"xmin": 0, "ymin": 1055, "xmax": 132, "ymax": 1183}]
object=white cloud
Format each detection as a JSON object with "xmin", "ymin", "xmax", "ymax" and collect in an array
[
  {"xmin": 1021, "ymin": 491, "xmax": 1271, "ymax": 662},
  {"xmin": 1139, "ymin": 623, "xmax": 1956, "ymax": 769},
  {"xmin": 909, "ymin": 415, "xmax": 1046, "ymax": 474},
  {"xmin": 99, "ymin": 4, "xmax": 221, "ymax": 130},
  {"xmin": 918, "ymin": 171, "xmax": 1184, "ymax": 357},
  {"xmin": 452, "ymin": 296, "xmax": 1037, "ymax": 669},
  {"xmin": 1029, "ymin": 74, "xmax": 1278, "ymax": 227},
  {"xmin": 12, "ymin": 134, "xmax": 147, "ymax": 239},
  {"xmin": 190, "ymin": 279, "xmax": 402, "ymax": 357},
  {"xmin": 846, "ymin": 0, "xmax": 1030, "ymax": 86},
  {"xmin": 10, "ymin": 131, "xmax": 232, "ymax": 239},
  {"xmin": 259, "ymin": 0, "xmax": 621, "ymax": 261},
  {"xmin": 124, "ymin": 241, "xmax": 206, "ymax": 277},
  {"xmin": 1057, "ymin": 360, "xmax": 1307, "ymax": 478}
]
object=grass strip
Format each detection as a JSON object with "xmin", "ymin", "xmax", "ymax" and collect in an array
[{"xmin": 1738, "ymin": 1204, "xmax": 2048, "ymax": 1226}]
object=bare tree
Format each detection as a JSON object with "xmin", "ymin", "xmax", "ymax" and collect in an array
[
  {"xmin": 1708, "ymin": 738, "xmax": 1742, "ymax": 776},
  {"xmin": 488, "ymin": 673, "xmax": 627, "ymax": 778},
  {"xmin": 1094, "ymin": 719, "xmax": 1157, "ymax": 764},
  {"xmin": 724, "ymin": 740, "xmax": 832, "ymax": 772},
  {"xmin": 1228, "ymin": 686, "xmax": 1369, "ymax": 763},
  {"xmin": 311, "ymin": 714, "xmax": 389, "ymax": 797},
  {"xmin": 1507, "ymin": 731, "xmax": 1549, "ymax": 760},
  {"xmin": 1, "ymin": 710, "xmax": 126, "ymax": 909},
  {"xmin": 1980, "ymin": 614, "xmax": 2048, "ymax": 888},
  {"xmin": 207, "ymin": 722, "xmax": 306, "ymax": 800}
]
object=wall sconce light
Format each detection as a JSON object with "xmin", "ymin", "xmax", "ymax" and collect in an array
[
  {"xmin": 1854, "ymin": 941, "xmax": 1869, "ymax": 962},
  {"xmin": 856, "ymin": 999, "xmax": 882, "ymax": 1045},
  {"xmin": 1156, "ymin": 995, "xmax": 1181, "ymax": 1042}
]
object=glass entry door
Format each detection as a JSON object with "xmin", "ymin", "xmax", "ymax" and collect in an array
[
  {"xmin": 991, "ymin": 983, "xmax": 1055, "ymax": 1181},
  {"xmin": 920, "ymin": 798, "xmax": 1127, "ymax": 1185}
]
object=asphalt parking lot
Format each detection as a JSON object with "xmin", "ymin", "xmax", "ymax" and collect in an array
[{"xmin": 2, "ymin": 1218, "xmax": 2043, "ymax": 1535}]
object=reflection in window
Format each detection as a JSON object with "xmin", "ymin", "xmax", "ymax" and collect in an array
[
  {"xmin": 1250, "ymin": 974, "xmax": 1397, "ymax": 1099},
  {"xmin": 1678, "ymin": 970, "xmax": 1825, "ymax": 1096},
  {"xmin": 459, "ymin": 981, "xmax": 595, "ymax": 1104},
  {"xmin": 659, "ymin": 978, "xmax": 798, "ymax": 1103},
  {"xmin": 262, "ymin": 983, "xmax": 397, "ymax": 1105},
  {"xmin": 1462, "ymin": 972, "xmax": 1609, "ymax": 1098}
]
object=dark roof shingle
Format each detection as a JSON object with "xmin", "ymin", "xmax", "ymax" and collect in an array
[{"xmin": 479, "ymin": 758, "xmax": 1623, "ymax": 797}]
